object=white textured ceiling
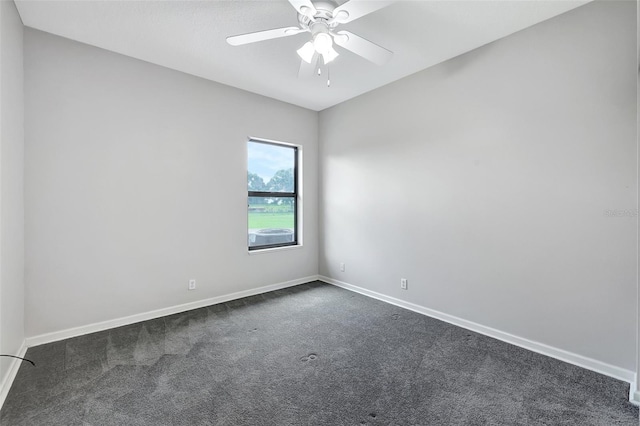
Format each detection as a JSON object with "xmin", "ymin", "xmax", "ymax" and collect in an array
[{"xmin": 15, "ymin": 0, "xmax": 589, "ymax": 111}]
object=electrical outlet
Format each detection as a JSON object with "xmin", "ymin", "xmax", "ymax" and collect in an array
[
  {"xmin": 401, "ymin": 278, "xmax": 408, "ymax": 290},
  {"xmin": 188, "ymin": 279, "xmax": 196, "ymax": 290},
  {"xmin": 340, "ymin": 263, "xmax": 345, "ymax": 272}
]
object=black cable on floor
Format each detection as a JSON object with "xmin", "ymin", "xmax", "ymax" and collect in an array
[{"xmin": 0, "ymin": 355, "xmax": 35, "ymax": 366}]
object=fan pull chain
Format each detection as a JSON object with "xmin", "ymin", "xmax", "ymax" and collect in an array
[{"xmin": 327, "ymin": 66, "xmax": 331, "ymax": 87}]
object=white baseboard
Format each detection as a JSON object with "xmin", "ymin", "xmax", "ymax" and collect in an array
[
  {"xmin": 0, "ymin": 340, "xmax": 27, "ymax": 410},
  {"xmin": 319, "ymin": 276, "xmax": 637, "ymax": 392},
  {"xmin": 26, "ymin": 275, "xmax": 320, "ymax": 348},
  {"xmin": 631, "ymin": 384, "xmax": 640, "ymax": 406}
]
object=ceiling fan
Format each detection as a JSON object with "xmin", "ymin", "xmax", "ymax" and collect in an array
[{"xmin": 226, "ymin": 0, "xmax": 394, "ymax": 82}]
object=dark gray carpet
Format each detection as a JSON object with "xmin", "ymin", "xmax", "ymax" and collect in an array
[{"xmin": 1, "ymin": 281, "xmax": 637, "ymax": 425}]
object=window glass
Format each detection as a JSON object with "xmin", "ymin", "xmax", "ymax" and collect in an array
[
  {"xmin": 247, "ymin": 140, "xmax": 298, "ymax": 250},
  {"xmin": 247, "ymin": 142, "xmax": 295, "ymax": 193}
]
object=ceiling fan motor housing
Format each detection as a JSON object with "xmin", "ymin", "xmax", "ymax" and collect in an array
[
  {"xmin": 297, "ymin": 1, "xmax": 341, "ymax": 29},
  {"xmin": 310, "ymin": 21, "xmax": 330, "ymax": 38}
]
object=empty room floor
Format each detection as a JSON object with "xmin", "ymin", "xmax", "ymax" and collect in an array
[{"xmin": 1, "ymin": 281, "xmax": 637, "ymax": 425}]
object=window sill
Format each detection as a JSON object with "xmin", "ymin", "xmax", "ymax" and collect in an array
[{"xmin": 248, "ymin": 244, "xmax": 303, "ymax": 255}]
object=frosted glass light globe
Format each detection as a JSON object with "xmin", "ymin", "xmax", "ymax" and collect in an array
[{"xmin": 313, "ymin": 33, "xmax": 333, "ymax": 55}]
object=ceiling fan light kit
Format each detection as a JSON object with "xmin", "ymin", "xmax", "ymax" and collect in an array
[
  {"xmin": 297, "ymin": 41, "xmax": 316, "ymax": 63},
  {"xmin": 226, "ymin": 0, "xmax": 394, "ymax": 86}
]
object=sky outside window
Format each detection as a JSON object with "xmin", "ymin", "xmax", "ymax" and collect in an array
[{"xmin": 248, "ymin": 141, "xmax": 295, "ymax": 185}]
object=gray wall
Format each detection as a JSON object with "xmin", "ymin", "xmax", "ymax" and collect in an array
[
  {"xmin": 319, "ymin": 1, "xmax": 637, "ymax": 371},
  {"xmin": 0, "ymin": 0, "xmax": 24, "ymax": 388},
  {"xmin": 24, "ymin": 29, "xmax": 318, "ymax": 337},
  {"xmin": 637, "ymin": 2, "xmax": 639, "ymax": 397}
]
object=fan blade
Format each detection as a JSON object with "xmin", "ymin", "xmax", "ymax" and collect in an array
[
  {"xmin": 298, "ymin": 53, "xmax": 319, "ymax": 79},
  {"xmin": 287, "ymin": 0, "xmax": 317, "ymax": 19},
  {"xmin": 333, "ymin": 30, "xmax": 392, "ymax": 65},
  {"xmin": 331, "ymin": 0, "xmax": 393, "ymax": 24},
  {"xmin": 226, "ymin": 27, "xmax": 306, "ymax": 46}
]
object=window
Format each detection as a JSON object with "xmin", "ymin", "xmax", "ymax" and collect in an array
[{"xmin": 247, "ymin": 139, "xmax": 298, "ymax": 250}]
